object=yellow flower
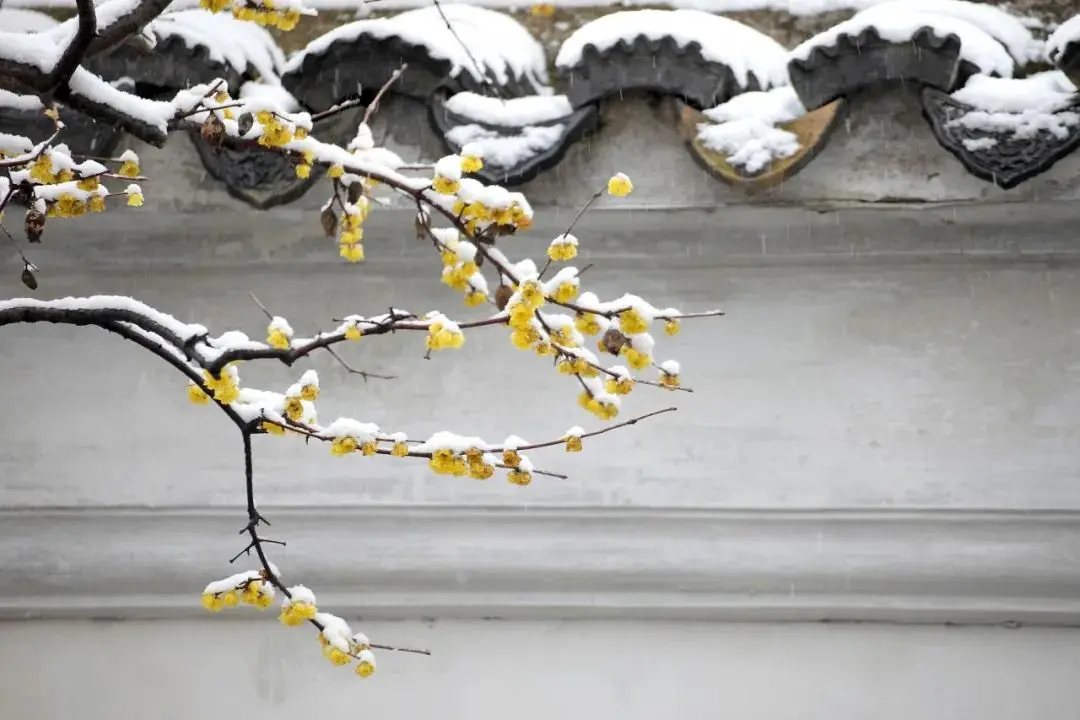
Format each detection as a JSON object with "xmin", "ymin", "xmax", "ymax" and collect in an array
[
  {"xmin": 279, "ymin": 601, "xmax": 317, "ymax": 626},
  {"xmin": 553, "ymin": 282, "xmax": 578, "ymax": 303},
  {"xmin": 433, "ymin": 175, "xmax": 460, "ymax": 194},
  {"xmin": 607, "ymin": 172, "xmax": 633, "ymax": 197},
  {"xmin": 261, "ymin": 421, "xmax": 286, "ymax": 435},
  {"xmin": 340, "ymin": 243, "xmax": 365, "ymax": 263},
  {"xmin": 328, "ymin": 164, "xmax": 344, "ymax": 179},
  {"xmin": 618, "ymin": 308, "xmax": 649, "ymax": 335},
  {"xmin": 295, "ymin": 164, "xmax": 311, "ymax": 179},
  {"xmin": 664, "ymin": 319, "xmax": 681, "ymax": 336},
  {"xmin": 187, "ymin": 383, "xmax": 210, "ymax": 405},
  {"xmin": 660, "ymin": 371, "xmax": 681, "ymax": 389},
  {"xmin": 241, "ymin": 581, "xmax": 264, "ymax": 605},
  {"xmin": 344, "ymin": 324, "xmax": 363, "ymax": 341},
  {"xmin": 324, "ymin": 645, "xmax": 352, "ymax": 666},
  {"xmin": 284, "ymin": 396, "xmax": 304, "ymax": 421},
  {"xmin": 547, "ymin": 243, "xmax": 577, "ymax": 262},
  {"xmin": 468, "ymin": 462, "xmax": 495, "ymax": 480},
  {"xmin": 76, "ymin": 177, "xmax": 100, "ymax": 191},
  {"xmin": 331, "ymin": 437, "xmax": 359, "ymax": 456},
  {"xmin": 88, "ymin": 195, "xmax": 106, "ymax": 213},
  {"xmin": 119, "ymin": 159, "xmax": 140, "ymax": 178},
  {"xmin": 508, "ymin": 303, "xmax": 535, "ymax": 330},
  {"xmin": 575, "ymin": 313, "xmax": 602, "ymax": 335},
  {"xmin": 508, "ymin": 469, "xmax": 532, "ymax": 486},
  {"xmin": 127, "ymin": 192, "xmax": 144, "ymax": 208},
  {"xmin": 502, "ymin": 449, "xmax": 521, "ymax": 467},
  {"xmin": 605, "ymin": 377, "xmax": 634, "ymax": 395},
  {"xmin": 519, "ymin": 280, "xmax": 544, "ymax": 309},
  {"xmin": 361, "ymin": 441, "xmax": 378, "ymax": 456},
  {"xmin": 510, "ymin": 327, "xmax": 538, "ymax": 350},
  {"xmin": 356, "ymin": 660, "xmax": 376, "ymax": 678},
  {"xmin": 461, "ymin": 154, "xmax": 483, "ymax": 173},
  {"xmin": 426, "ymin": 322, "xmax": 465, "ymax": 351},
  {"xmin": 301, "ymin": 384, "xmax": 318, "ymax": 402},
  {"xmin": 222, "ymin": 590, "xmax": 239, "ymax": 607},
  {"xmin": 550, "ymin": 326, "xmax": 577, "ymax": 347},
  {"xmin": 201, "ymin": 592, "xmax": 225, "ymax": 612},
  {"xmin": 464, "ymin": 290, "xmax": 487, "ymax": 307},
  {"xmin": 530, "ymin": 2, "xmax": 555, "ymax": 17},
  {"xmin": 565, "ymin": 435, "xmax": 583, "ymax": 452},
  {"xmin": 391, "ymin": 441, "xmax": 409, "ymax": 457},
  {"xmin": 267, "ymin": 329, "xmax": 290, "ymax": 349},
  {"xmin": 29, "ymin": 156, "xmax": 53, "ymax": 184},
  {"xmin": 534, "ymin": 342, "xmax": 555, "ymax": 357},
  {"xmin": 622, "ymin": 347, "xmax": 651, "ymax": 370}
]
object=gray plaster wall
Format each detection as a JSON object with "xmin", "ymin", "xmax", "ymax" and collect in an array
[
  {"xmin": 3, "ymin": 205, "xmax": 1080, "ymax": 510},
  {"xmin": 3, "ymin": 619, "xmax": 1080, "ymax": 720},
  {"xmin": 122, "ymin": 86, "xmax": 1080, "ymax": 216}
]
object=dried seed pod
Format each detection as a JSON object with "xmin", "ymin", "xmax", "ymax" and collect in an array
[
  {"xmin": 25, "ymin": 208, "xmax": 45, "ymax": 243},
  {"xmin": 237, "ymin": 112, "xmax": 254, "ymax": 136},
  {"xmin": 601, "ymin": 327, "xmax": 628, "ymax": 356},
  {"xmin": 347, "ymin": 181, "xmax": 364, "ymax": 205},
  {"xmin": 20, "ymin": 264, "xmax": 37, "ymax": 290},
  {"xmin": 319, "ymin": 206, "xmax": 338, "ymax": 237},
  {"xmin": 200, "ymin": 113, "xmax": 225, "ymax": 148},
  {"xmin": 494, "ymin": 284, "xmax": 514, "ymax": 311}
]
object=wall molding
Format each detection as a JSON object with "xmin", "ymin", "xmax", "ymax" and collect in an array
[{"xmin": 2, "ymin": 505, "xmax": 1079, "ymax": 626}]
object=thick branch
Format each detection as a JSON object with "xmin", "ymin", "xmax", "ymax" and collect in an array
[{"xmin": 48, "ymin": 0, "xmax": 98, "ymax": 95}]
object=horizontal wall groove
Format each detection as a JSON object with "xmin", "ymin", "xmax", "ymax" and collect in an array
[{"xmin": 3, "ymin": 505, "xmax": 1080, "ymax": 626}]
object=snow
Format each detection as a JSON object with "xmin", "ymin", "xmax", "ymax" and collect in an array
[
  {"xmin": 952, "ymin": 72, "xmax": 1077, "ymax": 115},
  {"xmin": 830, "ymin": 0, "xmax": 1041, "ymax": 65},
  {"xmin": 946, "ymin": 73, "xmax": 1079, "ymax": 143},
  {"xmin": 68, "ymin": 68, "xmax": 177, "ymax": 133},
  {"xmin": 555, "ymin": 10, "xmax": 790, "ymax": 91},
  {"xmin": 790, "ymin": 6, "xmax": 1017, "ymax": 79},
  {"xmin": 445, "ymin": 124, "xmax": 565, "ymax": 169},
  {"xmin": 697, "ymin": 86, "xmax": 806, "ymax": 173},
  {"xmin": 240, "ymin": 81, "xmax": 301, "ymax": 114},
  {"xmin": 285, "ymin": 5, "xmax": 550, "ymax": 91},
  {"xmin": 150, "ymin": 10, "xmax": 286, "ymax": 83},
  {"xmin": 1047, "ymin": 14, "xmax": 1080, "ymax": 65},
  {"xmin": 444, "ymin": 92, "xmax": 573, "ymax": 126},
  {"xmin": 0, "ymin": 8, "xmax": 58, "ymax": 32},
  {"xmin": 0, "ymin": 296, "xmax": 209, "ymax": 343},
  {"xmin": 0, "ymin": 89, "xmax": 45, "ymax": 112},
  {"xmin": 947, "ymin": 108, "xmax": 1079, "ymax": 142}
]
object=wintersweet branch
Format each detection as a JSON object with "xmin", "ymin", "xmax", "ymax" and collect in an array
[{"xmin": 1, "ymin": 0, "xmax": 723, "ymax": 678}]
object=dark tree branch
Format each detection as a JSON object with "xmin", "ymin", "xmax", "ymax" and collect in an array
[{"xmin": 48, "ymin": 0, "xmax": 98, "ymax": 96}]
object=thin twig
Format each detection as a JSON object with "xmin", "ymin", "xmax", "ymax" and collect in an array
[
  {"xmin": 429, "ymin": 0, "xmax": 504, "ymax": 99},
  {"xmin": 362, "ymin": 64, "xmax": 408, "ymax": 125}
]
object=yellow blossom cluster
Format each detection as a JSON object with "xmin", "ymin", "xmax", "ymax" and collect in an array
[
  {"xmin": 201, "ymin": 578, "xmax": 274, "ymax": 612},
  {"xmin": 426, "ymin": 316, "xmax": 465, "ymax": 351},
  {"xmin": 280, "ymin": 598, "xmax": 317, "ymax": 626},
  {"xmin": 16, "ymin": 146, "xmax": 145, "ymax": 223},
  {"xmin": 428, "ymin": 446, "xmax": 497, "ymax": 479},
  {"xmin": 188, "ymin": 366, "xmax": 241, "ymax": 405},
  {"xmin": 318, "ymin": 630, "xmax": 377, "ymax": 677},
  {"xmin": 547, "ymin": 233, "xmax": 578, "ymax": 262},
  {"xmin": 198, "ymin": 0, "xmax": 303, "ymax": 31}
]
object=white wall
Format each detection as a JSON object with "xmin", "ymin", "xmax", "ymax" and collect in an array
[
  {"xmin": 2, "ymin": 619, "xmax": 1079, "ymax": 720},
  {"xmin": 4, "ymin": 204, "xmax": 1080, "ymax": 718}
]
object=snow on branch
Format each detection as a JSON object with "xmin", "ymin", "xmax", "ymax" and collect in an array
[{"xmin": 0, "ymin": 0, "xmax": 724, "ymax": 679}]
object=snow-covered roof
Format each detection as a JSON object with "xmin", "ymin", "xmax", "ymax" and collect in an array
[
  {"xmin": 790, "ymin": 5, "xmax": 1016, "ymax": 78},
  {"xmin": 444, "ymin": 93, "xmax": 573, "ymax": 126},
  {"xmin": 149, "ymin": 10, "xmax": 286, "ymax": 83},
  {"xmin": 284, "ymin": 5, "xmax": 549, "ymax": 90},
  {"xmin": 555, "ymin": 10, "xmax": 790, "ymax": 90}
]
